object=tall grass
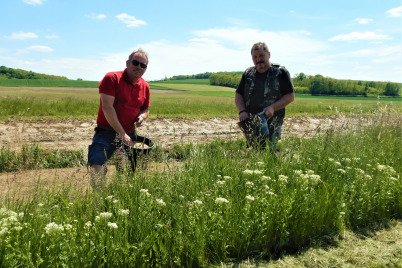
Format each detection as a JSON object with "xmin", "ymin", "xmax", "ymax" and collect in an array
[
  {"xmin": 0, "ymin": 113, "xmax": 400, "ymax": 267},
  {"xmin": 0, "ymin": 144, "xmax": 86, "ymax": 172},
  {"xmin": 1, "ymin": 94, "xmax": 401, "ymax": 121},
  {"xmin": 0, "ymin": 79, "xmax": 98, "ymax": 88}
]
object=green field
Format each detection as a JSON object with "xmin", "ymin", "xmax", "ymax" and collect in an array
[
  {"xmin": 0, "ymin": 79, "xmax": 401, "ymax": 267},
  {"xmin": 0, "ymin": 81, "xmax": 401, "ymax": 121}
]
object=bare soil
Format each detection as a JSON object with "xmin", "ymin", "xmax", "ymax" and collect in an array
[{"xmin": 0, "ymin": 115, "xmax": 373, "ymax": 200}]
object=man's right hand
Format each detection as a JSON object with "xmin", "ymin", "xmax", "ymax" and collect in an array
[{"xmin": 239, "ymin": 111, "xmax": 249, "ymax": 122}]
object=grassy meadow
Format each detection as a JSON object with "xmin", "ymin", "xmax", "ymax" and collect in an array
[
  {"xmin": 0, "ymin": 80, "xmax": 401, "ymax": 120},
  {"xmin": 0, "ymin": 80, "xmax": 401, "ymax": 267}
]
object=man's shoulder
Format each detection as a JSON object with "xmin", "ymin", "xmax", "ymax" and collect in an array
[
  {"xmin": 102, "ymin": 70, "xmax": 124, "ymax": 81},
  {"xmin": 243, "ymin": 66, "xmax": 256, "ymax": 76}
]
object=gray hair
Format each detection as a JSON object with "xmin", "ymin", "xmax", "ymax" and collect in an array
[
  {"xmin": 128, "ymin": 48, "xmax": 149, "ymax": 64},
  {"xmin": 251, "ymin": 42, "xmax": 269, "ymax": 54}
]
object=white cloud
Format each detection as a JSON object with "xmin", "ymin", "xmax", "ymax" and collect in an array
[
  {"xmin": 348, "ymin": 49, "xmax": 375, "ymax": 56},
  {"xmin": 2, "ymin": 27, "xmax": 400, "ymax": 83},
  {"xmin": 355, "ymin": 18, "xmax": 372, "ymax": 24},
  {"xmin": 5, "ymin": 31, "xmax": 38, "ymax": 40},
  {"xmin": 386, "ymin": 6, "xmax": 402, "ymax": 17},
  {"xmin": 116, "ymin": 13, "xmax": 146, "ymax": 27},
  {"xmin": 140, "ymin": 28, "xmax": 328, "ymax": 81},
  {"xmin": 329, "ymin": 32, "xmax": 390, "ymax": 41},
  {"xmin": 27, "ymin": 45, "xmax": 53, "ymax": 52},
  {"xmin": 299, "ymin": 30, "xmax": 311, "ymax": 36},
  {"xmin": 86, "ymin": 13, "xmax": 106, "ymax": 20},
  {"xmin": 45, "ymin": 34, "xmax": 58, "ymax": 39},
  {"xmin": 23, "ymin": 0, "xmax": 46, "ymax": 5}
]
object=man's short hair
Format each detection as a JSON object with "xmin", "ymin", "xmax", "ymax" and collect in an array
[
  {"xmin": 129, "ymin": 48, "xmax": 149, "ymax": 63},
  {"xmin": 251, "ymin": 42, "xmax": 269, "ymax": 54}
]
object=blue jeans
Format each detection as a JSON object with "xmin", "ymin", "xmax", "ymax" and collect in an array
[{"xmin": 88, "ymin": 127, "xmax": 138, "ymax": 171}]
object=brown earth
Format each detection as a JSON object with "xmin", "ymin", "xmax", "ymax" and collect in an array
[{"xmin": 0, "ymin": 115, "xmax": 374, "ymax": 199}]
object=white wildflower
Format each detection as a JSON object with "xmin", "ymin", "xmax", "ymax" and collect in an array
[
  {"xmin": 337, "ymin": 169, "xmax": 346, "ymax": 174},
  {"xmin": 278, "ymin": 175, "xmax": 288, "ymax": 182},
  {"xmin": 217, "ymin": 180, "xmax": 225, "ymax": 185},
  {"xmin": 107, "ymin": 222, "xmax": 118, "ymax": 229},
  {"xmin": 113, "ymin": 199, "xmax": 118, "ymax": 203},
  {"xmin": 267, "ymin": 191, "xmax": 276, "ymax": 196},
  {"xmin": 217, "ymin": 175, "xmax": 222, "ymax": 178},
  {"xmin": 14, "ymin": 226, "xmax": 23, "ymax": 231},
  {"xmin": 245, "ymin": 181, "xmax": 254, "ymax": 187},
  {"xmin": 215, "ymin": 197, "xmax": 229, "ymax": 204},
  {"xmin": 193, "ymin": 200, "xmax": 203, "ymax": 205},
  {"xmin": 261, "ymin": 176, "xmax": 272, "ymax": 181},
  {"xmin": 223, "ymin": 176, "xmax": 232, "ymax": 180},
  {"xmin": 85, "ymin": 221, "xmax": 92, "ymax": 228},
  {"xmin": 156, "ymin": 199, "xmax": 166, "ymax": 206},
  {"xmin": 246, "ymin": 195, "xmax": 255, "ymax": 201},
  {"xmin": 140, "ymin": 189, "xmax": 151, "ymax": 197},
  {"xmin": 243, "ymin": 169, "xmax": 262, "ymax": 175},
  {"xmin": 0, "ymin": 228, "xmax": 8, "ymax": 236},
  {"xmin": 105, "ymin": 195, "xmax": 114, "ymax": 200},
  {"xmin": 118, "ymin": 209, "xmax": 130, "ymax": 216},
  {"xmin": 98, "ymin": 212, "xmax": 112, "ymax": 220},
  {"xmin": 44, "ymin": 222, "xmax": 64, "ymax": 235},
  {"xmin": 154, "ymin": 224, "xmax": 163, "ymax": 229},
  {"xmin": 38, "ymin": 203, "xmax": 44, "ymax": 207},
  {"xmin": 294, "ymin": 170, "xmax": 303, "ymax": 175},
  {"xmin": 256, "ymin": 162, "xmax": 265, "ymax": 167}
]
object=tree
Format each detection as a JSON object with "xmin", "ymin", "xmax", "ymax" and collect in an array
[{"xmin": 384, "ymin": 82, "xmax": 400, "ymax": 96}]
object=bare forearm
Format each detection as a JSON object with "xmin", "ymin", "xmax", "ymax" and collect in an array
[
  {"xmin": 138, "ymin": 107, "xmax": 149, "ymax": 120},
  {"xmin": 235, "ymin": 93, "xmax": 246, "ymax": 112},
  {"xmin": 269, "ymin": 92, "xmax": 294, "ymax": 111},
  {"xmin": 102, "ymin": 105, "xmax": 126, "ymax": 136}
]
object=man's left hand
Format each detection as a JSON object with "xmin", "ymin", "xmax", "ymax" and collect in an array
[{"xmin": 134, "ymin": 115, "xmax": 144, "ymax": 127}]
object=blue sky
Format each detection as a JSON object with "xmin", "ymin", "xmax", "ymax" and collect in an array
[{"xmin": 1, "ymin": 0, "xmax": 401, "ymax": 82}]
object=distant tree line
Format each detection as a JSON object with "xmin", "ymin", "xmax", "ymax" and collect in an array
[
  {"xmin": 206, "ymin": 71, "xmax": 401, "ymax": 97},
  {"xmin": 209, "ymin": 72, "xmax": 242, "ymax": 88},
  {"xmin": 293, "ymin": 73, "xmax": 400, "ymax": 97},
  {"xmin": 0, "ymin": 66, "xmax": 68, "ymax": 80},
  {"xmin": 163, "ymin": 72, "xmax": 212, "ymax": 81}
]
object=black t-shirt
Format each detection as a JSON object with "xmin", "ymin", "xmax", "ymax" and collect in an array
[{"xmin": 236, "ymin": 66, "xmax": 294, "ymax": 115}]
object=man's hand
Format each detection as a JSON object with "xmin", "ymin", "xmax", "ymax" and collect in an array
[
  {"xmin": 263, "ymin": 106, "xmax": 274, "ymax": 120},
  {"xmin": 134, "ymin": 115, "xmax": 144, "ymax": 127},
  {"xmin": 239, "ymin": 111, "xmax": 249, "ymax": 122},
  {"xmin": 121, "ymin": 133, "xmax": 134, "ymax": 146}
]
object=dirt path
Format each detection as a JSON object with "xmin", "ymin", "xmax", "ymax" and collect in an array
[
  {"xmin": 0, "ymin": 115, "xmax": 368, "ymax": 200},
  {"xmin": 0, "ymin": 116, "xmax": 351, "ymax": 152}
]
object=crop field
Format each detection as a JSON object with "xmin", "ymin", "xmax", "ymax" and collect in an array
[{"xmin": 0, "ymin": 81, "xmax": 401, "ymax": 267}]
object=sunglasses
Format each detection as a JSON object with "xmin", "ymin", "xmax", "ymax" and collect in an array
[{"xmin": 131, "ymin": 59, "xmax": 147, "ymax": 69}]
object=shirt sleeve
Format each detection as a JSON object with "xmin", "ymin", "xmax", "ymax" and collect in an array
[
  {"xmin": 99, "ymin": 72, "xmax": 117, "ymax": 97},
  {"xmin": 235, "ymin": 74, "xmax": 246, "ymax": 95},
  {"xmin": 142, "ymin": 83, "xmax": 151, "ymax": 109},
  {"xmin": 279, "ymin": 68, "xmax": 295, "ymax": 95}
]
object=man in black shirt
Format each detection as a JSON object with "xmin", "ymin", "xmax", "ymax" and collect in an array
[{"xmin": 235, "ymin": 42, "xmax": 295, "ymax": 150}]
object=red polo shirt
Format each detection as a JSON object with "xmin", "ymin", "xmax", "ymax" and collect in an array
[{"xmin": 96, "ymin": 69, "xmax": 150, "ymax": 133}]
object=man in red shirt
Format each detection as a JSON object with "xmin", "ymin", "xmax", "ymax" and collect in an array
[{"xmin": 88, "ymin": 49, "xmax": 150, "ymax": 190}]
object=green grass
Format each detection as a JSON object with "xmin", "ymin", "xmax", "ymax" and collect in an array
[
  {"xmin": 0, "ymin": 113, "xmax": 400, "ymax": 267},
  {"xmin": 151, "ymin": 79, "xmax": 210, "ymax": 84},
  {"xmin": 1, "ymin": 85, "xmax": 401, "ymax": 121},
  {"xmin": 0, "ymin": 79, "xmax": 99, "ymax": 88}
]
